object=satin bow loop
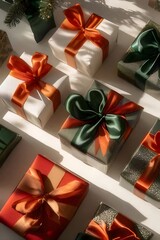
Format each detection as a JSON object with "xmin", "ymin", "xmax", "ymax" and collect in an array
[
  {"xmin": 124, "ymin": 28, "xmax": 160, "ymax": 89},
  {"xmin": 64, "ymin": 88, "xmax": 141, "ymax": 156},
  {"xmin": 12, "ymin": 168, "xmax": 86, "ymax": 232}
]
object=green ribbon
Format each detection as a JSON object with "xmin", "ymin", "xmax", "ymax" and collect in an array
[
  {"xmin": 25, "ymin": 0, "xmax": 56, "ymax": 43},
  {"xmin": 65, "ymin": 89, "xmax": 126, "ymax": 153},
  {"xmin": 123, "ymin": 28, "xmax": 160, "ymax": 90}
]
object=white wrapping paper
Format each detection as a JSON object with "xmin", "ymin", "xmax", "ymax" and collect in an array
[
  {"xmin": 0, "ymin": 52, "xmax": 70, "ymax": 128},
  {"xmin": 48, "ymin": 6, "xmax": 118, "ymax": 77}
]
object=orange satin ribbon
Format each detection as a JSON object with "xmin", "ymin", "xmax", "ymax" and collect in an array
[
  {"xmin": 8, "ymin": 52, "xmax": 61, "ymax": 111},
  {"xmin": 62, "ymin": 90, "xmax": 141, "ymax": 156},
  {"xmin": 61, "ymin": 4, "xmax": 109, "ymax": 68},
  {"xmin": 134, "ymin": 131, "xmax": 160, "ymax": 197},
  {"xmin": 86, "ymin": 215, "xmax": 140, "ymax": 240},
  {"xmin": 12, "ymin": 167, "xmax": 86, "ymax": 235}
]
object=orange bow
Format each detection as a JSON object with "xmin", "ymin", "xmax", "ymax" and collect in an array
[
  {"xmin": 12, "ymin": 167, "xmax": 87, "ymax": 235},
  {"xmin": 8, "ymin": 52, "xmax": 60, "ymax": 110},
  {"xmin": 61, "ymin": 4, "xmax": 109, "ymax": 68},
  {"xmin": 134, "ymin": 131, "xmax": 160, "ymax": 197}
]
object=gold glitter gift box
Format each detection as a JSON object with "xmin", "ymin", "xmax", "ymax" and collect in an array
[
  {"xmin": 84, "ymin": 202, "xmax": 153, "ymax": 239},
  {"xmin": 0, "ymin": 29, "xmax": 12, "ymax": 67},
  {"xmin": 120, "ymin": 118, "xmax": 160, "ymax": 208}
]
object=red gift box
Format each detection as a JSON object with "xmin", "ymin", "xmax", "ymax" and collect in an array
[{"xmin": 0, "ymin": 154, "xmax": 89, "ymax": 240}]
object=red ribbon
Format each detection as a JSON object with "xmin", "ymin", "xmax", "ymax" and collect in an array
[
  {"xmin": 61, "ymin": 4, "xmax": 109, "ymax": 68},
  {"xmin": 134, "ymin": 131, "xmax": 160, "ymax": 197}
]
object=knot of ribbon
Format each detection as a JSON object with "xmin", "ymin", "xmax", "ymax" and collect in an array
[
  {"xmin": 123, "ymin": 28, "xmax": 160, "ymax": 90},
  {"xmin": 12, "ymin": 167, "xmax": 86, "ymax": 234},
  {"xmin": 134, "ymin": 131, "xmax": 160, "ymax": 195},
  {"xmin": 8, "ymin": 52, "xmax": 60, "ymax": 108},
  {"xmin": 61, "ymin": 4, "xmax": 109, "ymax": 68},
  {"xmin": 62, "ymin": 88, "xmax": 142, "ymax": 156},
  {"xmin": 86, "ymin": 217, "xmax": 140, "ymax": 240}
]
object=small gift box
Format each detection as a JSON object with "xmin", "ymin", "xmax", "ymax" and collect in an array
[
  {"xmin": 0, "ymin": 29, "xmax": 12, "ymax": 67},
  {"xmin": 48, "ymin": 3, "xmax": 118, "ymax": 77},
  {"xmin": 0, "ymin": 124, "xmax": 21, "ymax": 167},
  {"xmin": 117, "ymin": 20, "xmax": 160, "ymax": 100},
  {"xmin": 58, "ymin": 80, "xmax": 143, "ymax": 173},
  {"xmin": 0, "ymin": 154, "xmax": 89, "ymax": 240},
  {"xmin": 148, "ymin": 0, "xmax": 160, "ymax": 11},
  {"xmin": 120, "ymin": 118, "xmax": 160, "ymax": 208},
  {"xmin": 0, "ymin": 52, "xmax": 70, "ymax": 128},
  {"xmin": 84, "ymin": 202, "xmax": 153, "ymax": 240}
]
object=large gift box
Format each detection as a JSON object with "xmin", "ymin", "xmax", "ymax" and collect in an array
[
  {"xmin": 84, "ymin": 202, "xmax": 153, "ymax": 239},
  {"xmin": 58, "ymin": 80, "xmax": 143, "ymax": 173},
  {"xmin": 120, "ymin": 118, "xmax": 160, "ymax": 208},
  {"xmin": 0, "ymin": 29, "xmax": 12, "ymax": 67},
  {"xmin": 0, "ymin": 52, "xmax": 70, "ymax": 128},
  {"xmin": 0, "ymin": 154, "xmax": 89, "ymax": 240},
  {"xmin": 148, "ymin": 0, "xmax": 160, "ymax": 11},
  {"xmin": 117, "ymin": 20, "xmax": 160, "ymax": 100},
  {"xmin": 48, "ymin": 3, "xmax": 118, "ymax": 77},
  {"xmin": 0, "ymin": 124, "xmax": 21, "ymax": 167}
]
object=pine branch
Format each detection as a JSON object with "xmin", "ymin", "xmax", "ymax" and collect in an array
[
  {"xmin": 39, "ymin": 0, "xmax": 62, "ymax": 20},
  {"xmin": 4, "ymin": 1, "xmax": 26, "ymax": 27}
]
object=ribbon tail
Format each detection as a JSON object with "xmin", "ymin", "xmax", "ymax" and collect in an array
[{"xmin": 95, "ymin": 125, "xmax": 110, "ymax": 156}]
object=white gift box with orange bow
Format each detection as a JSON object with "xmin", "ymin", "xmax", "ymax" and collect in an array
[
  {"xmin": 0, "ymin": 52, "xmax": 70, "ymax": 128},
  {"xmin": 48, "ymin": 4, "xmax": 118, "ymax": 77}
]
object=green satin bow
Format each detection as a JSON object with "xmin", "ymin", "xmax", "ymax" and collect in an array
[
  {"xmin": 65, "ymin": 89, "xmax": 126, "ymax": 153},
  {"xmin": 123, "ymin": 28, "xmax": 160, "ymax": 90}
]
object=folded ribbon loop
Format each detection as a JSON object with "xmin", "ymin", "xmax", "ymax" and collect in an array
[
  {"xmin": 63, "ymin": 89, "xmax": 141, "ymax": 156},
  {"xmin": 12, "ymin": 167, "xmax": 86, "ymax": 234},
  {"xmin": 134, "ymin": 131, "xmax": 160, "ymax": 195},
  {"xmin": 61, "ymin": 4, "xmax": 109, "ymax": 68},
  {"xmin": 86, "ymin": 216, "xmax": 140, "ymax": 240},
  {"xmin": 123, "ymin": 28, "xmax": 160, "ymax": 90},
  {"xmin": 8, "ymin": 52, "xmax": 57, "ymax": 107}
]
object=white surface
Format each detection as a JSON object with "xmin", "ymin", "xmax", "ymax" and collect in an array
[{"xmin": 0, "ymin": 0, "xmax": 160, "ymax": 239}]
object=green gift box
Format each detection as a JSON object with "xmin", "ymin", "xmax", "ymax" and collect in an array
[
  {"xmin": 117, "ymin": 20, "xmax": 160, "ymax": 100},
  {"xmin": 58, "ymin": 80, "xmax": 143, "ymax": 173},
  {"xmin": 0, "ymin": 29, "xmax": 12, "ymax": 67},
  {"xmin": 120, "ymin": 118, "xmax": 160, "ymax": 208},
  {"xmin": 84, "ymin": 202, "xmax": 153, "ymax": 240},
  {"xmin": 0, "ymin": 124, "xmax": 21, "ymax": 167}
]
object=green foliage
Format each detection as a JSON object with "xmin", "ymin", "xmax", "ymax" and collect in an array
[{"xmin": 39, "ymin": 0, "xmax": 62, "ymax": 20}]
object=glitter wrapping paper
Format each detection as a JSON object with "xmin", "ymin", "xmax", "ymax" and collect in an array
[
  {"xmin": 48, "ymin": 3, "xmax": 118, "ymax": 77},
  {"xmin": 85, "ymin": 202, "xmax": 153, "ymax": 240},
  {"xmin": 0, "ymin": 124, "xmax": 21, "ymax": 167},
  {"xmin": 0, "ymin": 30, "xmax": 12, "ymax": 67},
  {"xmin": 148, "ymin": 0, "xmax": 160, "ymax": 10},
  {"xmin": 0, "ymin": 154, "xmax": 89, "ymax": 240},
  {"xmin": 0, "ymin": 52, "xmax": 70, "ymax": 128},
  {"xmin": 58, "ymin": 80, "xmax": 143, "ymax": 173},
  {"xmin": 117, "ymin": 20, "xmax": 160, "ymax": 100},
  {"xmin": 120, "ymin": 119, "xmax": 160, "ymax": 208}
]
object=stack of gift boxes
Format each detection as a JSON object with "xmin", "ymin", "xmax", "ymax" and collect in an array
[{"xmin": 0, "ymin": 2, "xmax": 160, "ymax": 239}]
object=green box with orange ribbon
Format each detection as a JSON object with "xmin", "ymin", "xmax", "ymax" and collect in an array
[
  {"xmin": 58, "ymin": 80, "xmax": 143, "ymax": 173},
  {"xmin": 120, "ymin": 118, "xmax": 160, "ymax": 208},
  {"xmin": 118, "ymin": 20, "xmax": 160, "ymax": 100},
  {"xmin": 0, "ymin": 154, "xmax": 89, "ymax": 239}
]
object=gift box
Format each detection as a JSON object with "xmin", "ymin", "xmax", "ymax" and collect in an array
[
  {"xmin": 0, "ymin": 124, "xmax": 21, "ymax": 167},
  {"xmin": 48, "ymin": 3, "xmax": 118, "ymax": 77},
  {"xmin": 117, "ymin": 20, "xmax": 160, "ymax": 100},
  {"xmin": 0, "ymin": 52, "xmax": 70, "ymax": 128},
  {"xmin": 120, "ymin": 118, "xmax": 160, "ymax": 208},
  {"xmin": 148, "ymin": 0, "xmax": 160, "ymax": 11},
  {"xmin": 58, "ymin": 80, "xmax": 143, "ymax": 173},
  {"xmin": 0, "ymin": 29, "xmax": 12, "ymax": 67},
  {"xmin": 84, "ymin": 202, "xmax": 153, "ymax": 240},
  {"xmin": 0, "ymin": 154, "xmax": 89, "ymax": 240}
]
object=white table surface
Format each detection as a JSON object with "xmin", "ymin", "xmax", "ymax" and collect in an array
[{"xmin": 0, "ymin": 0, "xmax": 160, "ymax": 239}]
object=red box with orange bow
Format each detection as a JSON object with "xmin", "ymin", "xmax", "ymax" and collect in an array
[
  {"xmin": 58, "ymin": 80, "xmax": 143, "ymax": 173},
  {"xmin": 48, "ymin": 4, "xmax": 119, "ymax": 77},
  {"xmin": 0, "ymin": 52, "xmax": 71, "ymax": 128},
  {"xmin": 82, "ymin": 202, "xmax": 153, "ymax": 240},
  {"xmin": 120, "ymin": 118, "xmax": 160, "ymax": 208},
  {"xmin": 0, "ymin": 154, "xmax": 89, "ymax": 240}
]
